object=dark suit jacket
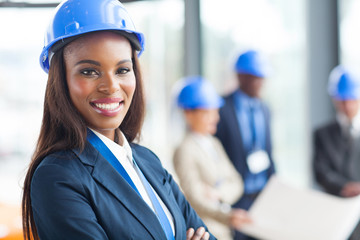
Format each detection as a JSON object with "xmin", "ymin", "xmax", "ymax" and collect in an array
[
  {"xmin": 215, "ymin": 93, "xmax": 275, "ymax": 199},
  {"xmin": 313, "ymin": 121, "xmax": 360, "ymax": 196},
  {"xmin": 31, "ymin": 142, "xmax": 215, "ymax": 240}
]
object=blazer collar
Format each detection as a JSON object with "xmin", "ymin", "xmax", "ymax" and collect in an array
[{"xmin": 72, "ymin": 142, "xmax": 168, "ymax": 240}]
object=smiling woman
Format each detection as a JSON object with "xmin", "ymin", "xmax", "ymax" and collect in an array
[
  {"xmin": 21, "ymin": 0, "xmax": 216, "ymax": 240},
  {"xmin": 64, "ymin": 32, "xmax": 136, "ymax": 140}
]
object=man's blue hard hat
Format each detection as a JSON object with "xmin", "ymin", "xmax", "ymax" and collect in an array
[
  {"xmin": 235, "ymin": 50, "xmax": 270, "ymax": 78},
  {"xmin": 177, "ymin": 76, "xmax": 224, "ymax": 110},
  {"xmin": 40, "ymin": 0, "xmax": 145, "ymax": 73},
  {"xmin": 328, "ymin": 65, "xmax": 360, "ymax": 100}
]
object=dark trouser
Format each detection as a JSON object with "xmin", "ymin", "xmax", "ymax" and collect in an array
[
  {"xmin": 233, "ymin": 231, "xmax": 258, "ymax": 240},
  {"xmin": 232, "ymin": 193, "xmax": 260, "ymax": 240}
]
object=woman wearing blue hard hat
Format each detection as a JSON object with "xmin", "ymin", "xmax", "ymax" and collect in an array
[
  {"xmin": 313, "ymin": 65, "xmax": 360, "ymax": 239},
  {"xmin": 173, "ymin": 76, "xmax": 252, "ymax": 240},
  {"xmin": 22, "ymin": 1, "xmax": 215, "ymax": 240}
]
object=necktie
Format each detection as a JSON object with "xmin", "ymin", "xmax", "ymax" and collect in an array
[
  {"xmin": 133, "ymin": 160, "xmax": 175, "ymax": 240},
  {"xmin": 249, "ymin": 103, "xmax": 257, "ymax": 149}
]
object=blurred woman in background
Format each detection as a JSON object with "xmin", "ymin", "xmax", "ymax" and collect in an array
[{"xmin": 173, "ymin": 76, "xmax": 252, "ymax": 240}]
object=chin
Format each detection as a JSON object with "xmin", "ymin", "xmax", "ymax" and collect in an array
[{"xmin": 208, "ymin": 128, "xmax": 217, "ymax": 135}]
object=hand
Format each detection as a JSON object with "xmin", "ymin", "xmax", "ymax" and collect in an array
[
  {"xmin": 186, "ymin": 227, "xmax": 210, "ymax": 240},
  {"xmin": 340, "ymin": 182, "xmax": 360, "ymax": 197},
  {"xmin": 229, "ymin": 208, "xmax": 252, "ymax": 230}
]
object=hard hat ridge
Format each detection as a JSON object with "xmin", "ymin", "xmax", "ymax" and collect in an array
[
  {"xmin": 328, "ymin": 65, "xmax": 360, "ymax": 100},
  {"xmin": 235, "ymin": 50, "xmax": 270, "ymax": 78},
  {"xmin": 40, "ymin": 0, "xmax": 145, "ymax": 73}
]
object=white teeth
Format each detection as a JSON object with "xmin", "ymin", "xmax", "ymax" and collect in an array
[{"xmin": 94, "ymin": 102, "xmax": 120, "ymax": 110}]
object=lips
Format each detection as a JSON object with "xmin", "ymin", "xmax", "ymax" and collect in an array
[{"xmin": 90, "ymin": 98, "xmax": 123, "ymax": 117}]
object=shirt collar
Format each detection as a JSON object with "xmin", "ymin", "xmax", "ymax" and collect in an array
[
  {"xmin": 336, "ymin": 112, "xmax": 360, "ymax": 138},
  {"xmin": 89, "ymin": 128, "xmax": 133, "ymax": 161},
  {"xmin": 235, "ymin": 89, "xmax": 260, "ymax": 108}
]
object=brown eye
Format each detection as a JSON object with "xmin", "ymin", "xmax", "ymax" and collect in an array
[
  {"xmin": 81, "ymin": 68, "xmax": 99, "ymax": 76},
  {"xmin": 116, "ymin": 68, "xmax": 130, "ymax": 75}
]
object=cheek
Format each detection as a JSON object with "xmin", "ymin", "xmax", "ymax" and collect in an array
[
  {"xmin": 352, "ymin": 102, "xmax": 360, "ymax": 111},
  {"xmin": 350, "ymin": 105, "xmax": 360, "ymax": 116},
  {"xmin": 122, "ymin": 78, "xmax": 136, "ymax": 98},
  {"xmin": 253, "ymin": 80, "xmax": 263, "ymax": 90},
  {"xmin": 67, "ymin": 78, "xmax": 93, "ymax": 103}
]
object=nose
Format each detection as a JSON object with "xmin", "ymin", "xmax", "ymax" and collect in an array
[{"xmin": 98, "ymin": 73, "xmax": 120, "ymax": 94}]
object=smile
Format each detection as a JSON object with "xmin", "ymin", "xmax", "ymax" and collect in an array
[
  {"xmin": 94, "ymin": 102, "xmax": 120, "ymax": 110},
  {"xmin": 90, "ymin": 98, "xmax": 123, "ymax": 117}
]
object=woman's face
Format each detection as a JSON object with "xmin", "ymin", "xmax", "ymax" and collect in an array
[
  {"xmin": 185, "ymin": 109, "xmax": 220, "ymax": 135},
  {"xmin": 64, "ymin": 32, "xmax": 135, "ymax": 140}
]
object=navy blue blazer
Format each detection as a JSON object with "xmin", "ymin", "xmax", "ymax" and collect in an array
[
  {"xmin": 215, "ymin": 93, "xmax": 275, "ymax": 199},
  {"xmin": 31, "ymin": 142, "xmax": 216, "ymax": 240}
]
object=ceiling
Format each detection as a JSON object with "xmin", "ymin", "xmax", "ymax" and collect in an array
[{"xmin": 0, "ymin": 0, "xmax": 144, "ymax": 8}]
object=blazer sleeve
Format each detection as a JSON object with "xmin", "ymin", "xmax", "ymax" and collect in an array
[
  {"xmin": 31, "ymin": 157, "xmax": 109, "ymax": 240},
  {"xmin": 213, "ymin": 138, "xmax": 244, "ymax": 204},
  {"xmin": 313, "ymin": 129, "xmax": 348, "ymax": 195},
  {"xmin": 173, "ymin": 144, "xmax": 232, "ymax": 226}
]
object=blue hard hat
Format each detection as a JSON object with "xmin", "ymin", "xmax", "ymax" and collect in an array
[
  {"xmin": 177, "ymin": 76, "xmax": 224, "ymax": 110},
  {"xmin": 328, "ymin": 65, "xmax": 360, "ymax": 100},
  {"xmin": 40, "ymin": 0, "xmax": 145, "ymax": 73},
  {"xmin": 235, "ymin": 50, "xmax": 270, "ymax": 78}
]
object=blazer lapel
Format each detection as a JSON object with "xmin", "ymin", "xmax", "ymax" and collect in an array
[
  {"xmin": 72, "ymin": 142, "xmax": 167, "ymax": 240},
  {"xmin": 228, "ymin": 94, "xmax": 245, "ymax": 148},
  {"xmin": 132, "ymin": 146, "xmax": 183, "ymax": 240}
]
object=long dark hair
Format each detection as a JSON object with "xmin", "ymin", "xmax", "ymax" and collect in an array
[{"xmin": 22, "ymin": 43, "xmax": 145, "ymax": 240}]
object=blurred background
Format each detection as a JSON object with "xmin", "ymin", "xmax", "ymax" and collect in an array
[{"xmin": 0, "ymin": 0, "xmax": 359, "ymax": 238}]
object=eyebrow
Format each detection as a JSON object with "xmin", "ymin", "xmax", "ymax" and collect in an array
[
  {"xmin": 75, "ymin": 60, "xmax": 100, "ymax": 66},
  {"xmin": 75, "ymin": 59, "xmax": 132, "ymax": 66}
]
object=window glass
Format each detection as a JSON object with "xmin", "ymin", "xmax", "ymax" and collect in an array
[
  {"xmin": 0, "ymin": 8, "xmax": 51, "ymax": 204},
  {"xmin": 126, "ymin": 0, "xmax": 184, "ymax": 170},
  {"xmin": 339, "ymin": 0, "xmax": 360, "ymax": 69},
  {"xmin": 0, "ymin": 0, "xmax": 184, "ymax": 203},
  {"xmin": 201, "ymin": 0, "xmax": 308, "ymax": 186}
]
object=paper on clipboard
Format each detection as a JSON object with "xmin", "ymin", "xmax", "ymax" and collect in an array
[{"xmin": 239, "ymin": 176, "xmax": 360, "ymax": 240}]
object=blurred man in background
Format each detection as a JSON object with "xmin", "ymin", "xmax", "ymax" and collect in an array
[
  {"xmin": 313, "ymin": 65, "xmax": 360, "ymax": 240},
  {"xmin": 313, "ymin": 65, "xmax": 360, "ymax": 197},
  {"xmin": 216, "ymin": 50, "xmax": 276, "ymax": 240}
]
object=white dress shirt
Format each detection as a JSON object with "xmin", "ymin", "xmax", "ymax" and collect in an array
[
  {"xmin": 90, "ymin": 129, "xmax": 175, "ymax": 235},
  {"xmin": 337, "ymin": 111, "xmax": 360, "ymax": 138}
]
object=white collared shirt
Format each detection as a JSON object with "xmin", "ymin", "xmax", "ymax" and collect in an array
[
  {"xmin": 90, "ymin": 129, "xmax": 175, "ymax": 235},
  {"xmin": 336, "ymin": 111, "xmax": 360, "ymax": 138}
]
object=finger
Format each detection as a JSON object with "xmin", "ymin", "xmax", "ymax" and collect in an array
[
  {"xmin": 201, "ymin": 231, "xmax": 210, "ymax": 240},
  {"xmin": 186, "ymin": 228, "xmax": 194, "ymax": 240},
  {"xmin": 192, "ymin": 227, "xmax": 205, "ymax": 240}
]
